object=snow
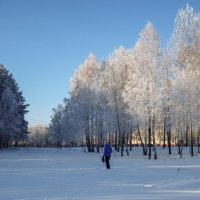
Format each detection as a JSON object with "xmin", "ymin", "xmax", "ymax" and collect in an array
[{"xmin": 0, "ymin": 147, "xmax": 200, "ymax": 200}]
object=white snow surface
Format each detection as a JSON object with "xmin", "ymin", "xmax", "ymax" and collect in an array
[{"xmin": 0, "ymin": 147, "xmax": 200, "ymax": 200}]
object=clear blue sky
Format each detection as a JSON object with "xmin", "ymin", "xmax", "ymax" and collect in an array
[{"xmin": 0, "ymin": 0, "xmax": 199, "ymax": 126}]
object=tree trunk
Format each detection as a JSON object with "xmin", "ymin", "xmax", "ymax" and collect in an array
[
  {"xmin": 154, "ymin": 145, "xmax": 157, "ymax": 159},
  {"xmin": 198, "ymin": 127, "xmax": 200, "ymax": 154},
  {"xmin": 186, "ymin": 126, "xmax": 189, "ymax": 147},
  {"xmin": 148, "ymin": 115, "xmax": 152, "ymax": 160},
  {"xmin": 126, "ymin": 133, "xmax": 129, "ymax": 156},
  {"xmin": 163, "ymin": 118, "xmax": 166, "ymax": 148},
  {"xmin": 190, "ymin": 123, "xmax": 194, "ymax": 157},
  {"xmin": 167, "ymin": 115, "xmax": 171, "ymax": 155},
  {"xmin": 114, "ymin": 130, "xmax": 118, "ymax": 151},
  {"xmin": 129, "ymin": 130, "xmax": 133, "ymax": 151},
  {"xmin": 0, "ymin": 134, "xmax": 2, "ymax": 150},
  {"xmin": 114, "ymin": 89, "xmax": 121, "ymax": 153},
  {"xmin": 179, "ymin": 139, "xmax": 183, "ymax": 158},
  {"xmin": 167, "ymin": 129, "xmax": 171, "ymax": 155},
  {"xmin": 121, "ymin": 134, "xmax": 124, "ymax": 157},
  {"xmin": 152, "ymin": 114, "xmax": 156, "ymax": 151},
  {"xmin": 137, "ymin": 123, "xmax": 147, "ymax": 155},
  {"xmin": 86, "ymin": 133, "xmax": 92, "ymax": 152}
]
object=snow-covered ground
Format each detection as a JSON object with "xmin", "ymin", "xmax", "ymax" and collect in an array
[{"xmin": 0, "ymin": 147, "xmax": 200, "ymax": 200}]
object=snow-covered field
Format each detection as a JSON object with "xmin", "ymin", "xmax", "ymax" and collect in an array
[{"xmin": 0, "ymin": 147, "xmax": 200, "ymax": 200}]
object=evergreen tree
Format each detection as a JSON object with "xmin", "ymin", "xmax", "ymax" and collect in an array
[{"xmin": 0, "ymin": 64, "xmax": 29, "ymax": 148}]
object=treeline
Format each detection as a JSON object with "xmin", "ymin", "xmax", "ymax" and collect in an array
[
  {"xmin": 0, "ymin": 64, "xmax": 29, "ymax": 149},
  {"xmin": 49, "ymin": 5, "xmax": 200, "ymax": 158}
]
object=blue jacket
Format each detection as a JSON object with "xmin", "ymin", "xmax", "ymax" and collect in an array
[{"xmin": 103, "ymin": 143, "xmax": 112, "ymax": 157}]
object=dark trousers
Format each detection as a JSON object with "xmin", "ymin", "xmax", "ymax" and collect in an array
[{"xmin": 105, "ymin": 156, "xmax": 111, "ymax": 169}]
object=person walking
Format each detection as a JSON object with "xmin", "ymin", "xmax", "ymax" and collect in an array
[{"xmin": 102, "ymin": 142, "xmax": 112, "ymax": 169}]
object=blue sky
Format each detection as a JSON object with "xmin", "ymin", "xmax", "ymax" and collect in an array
[{"xmin": 0, "ymin": 0, "xmax": 199, "ymax": 126}]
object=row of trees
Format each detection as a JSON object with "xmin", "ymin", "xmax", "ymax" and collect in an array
[
  {"xmin": 28, "ymin": 124, "xmax": 48, "ymax": 147},
  {"xmin": 0, "ymin": 64, "xmax": 29, "ymax": 149},
  {"xmin": 49, "ymin": 5, "xmax": 200, "ymax": 158}
]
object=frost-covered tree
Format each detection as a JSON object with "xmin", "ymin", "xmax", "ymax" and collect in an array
[
  {"xmin": 61, "ymin": 98, "xmax": 79, "ymax": 146},
  {"xmin": 170, "ymin": 4, "xmax": 200, "ymax": 52},
  {"xmin": 158, "ymin": 47, "xmax": 175, "ymax": 155},
  {"xmin": 29, "ymin": 124, "xmax": 48, "ymax": 147},
  {"xmin": 104, "ymin": 47, "xmax": 133, "ymax": 155},
  {"xmin": 70, "ymin": 53, "xmax": 101, "ymax": 151},
  {"xmin": 50, "ymin": 4, "xmax": 200, "ymax": 158},
  {"xmin": 124, "ymin": 22, "xmax": 162, "ymax": 159},
  {"xmin": 49, "ymin": 104, "xmax": 64, "ymax": 148},
  {"xmin": 169, "ymin": 4, "xmax": 200, "ymax": 156},
  {"xmin": 0, "ymin": 64, "xmax": 29, "ymax": 148},
  {"xmin": 48, "ymin": 98, "xmax": 81, "ymax": 147}
]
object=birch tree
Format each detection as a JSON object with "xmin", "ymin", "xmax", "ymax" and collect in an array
[
  {"xmin": 70, "ymin": 53, "xmax": 100, "ymax": 151},
  {"xmin": 105, "ymin": 47, "xmax": 132, "ymax": 155},
  {"xmin": 170, "ymin": 4, "xmax": 200, "ymax": 156},
  {"xmin": 124, "ymin": 22, "xmax": 162, "ymax": 159}
]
